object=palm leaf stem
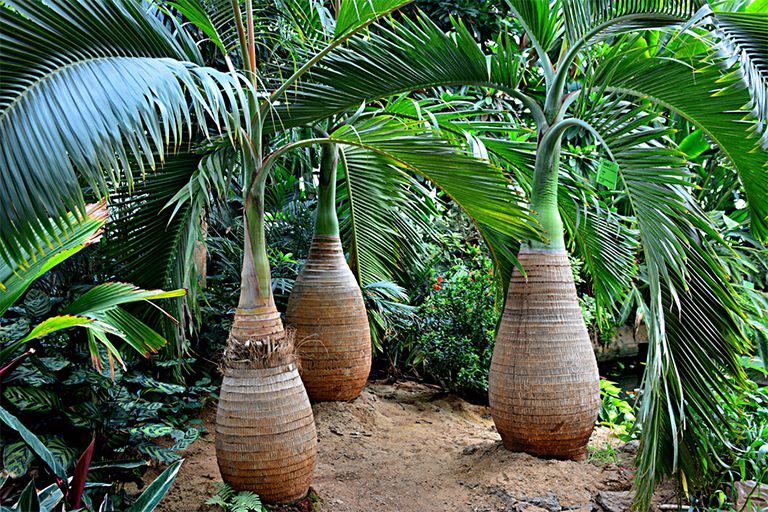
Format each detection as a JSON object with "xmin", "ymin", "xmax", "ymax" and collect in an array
[
  {"xmin": 230, "ymin": 0, "xmax": 251, "ymax": 77},
  {"xmin": 245, "ymin": 0, "xmax": 257, "ymax": 74},
  {"xmin": 338, "ymin": 147, "xmax": 363, "ymax": 284}
]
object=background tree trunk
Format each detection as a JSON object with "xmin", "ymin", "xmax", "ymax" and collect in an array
[
  {"xmin": 489, "ymin": 248, "xmax": 600, "ymax": 460},
  {"xmin": 286, "ymin": 235, "xmax": 371, "ymax": 401}
]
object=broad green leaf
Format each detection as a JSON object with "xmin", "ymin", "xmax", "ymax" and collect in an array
[
  {"xmin": 23, "ymin": 289, "xmax": 50, "ymax": 319},
  {"xmin": 44, "ymin": 435, "xmax": 79, "ymax": 470},
  {"xmin": 0, "ymin": 319, "xmax": 28, "ymax": 343},
  {"xmin": 170, "ymin": 428, "xmax": 200, "ymax": 451},
  {"xmin": 67, "ymin": 402, "xmax": 103, "ymax": 429},
  {"xmin": 3, "ymin": 387, "xmax": 62, "ymax": 412},
  {"xmin": 135, "ymin": 442, "xmax": 182, "ymax": 463},
  {"xmin": 679, "ymin": 129, "xmax": 710, "ymax": 160},
  {"xmin": 0, "ymin": 203, "xmax": 108, "ymax": 316},
  {"xmin": 130, "ymin": 423, "xmax": 175, "ymax": 438},
  {"xmin": 0, "ymin": 406, "xmax": 68, "ymax": 481},
  {"xmin": 126, "ymin": 459, "xmax": 184, "ymax": 512},
  {"xmin": 125, "ymin": 374, "xmax": 186, "ymax": 394},
  {"xmin": 38, "ymin": 483, "xmax": 64, "ymax": 512},
  {"xmin": 132, "ymin": 402, "xmax": 164, "ymax": 420},
  {"xmin": 3, "ymin": 441, "xmax": 33, "ymax": 478},
  {"xmin": 16, "ymin": 480, "xmax": 39, "ymax": 512}
]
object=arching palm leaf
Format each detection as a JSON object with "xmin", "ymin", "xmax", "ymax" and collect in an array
[
  {"xmin": 709, "ymin": 11, "xmax": 768, "ymax": 147},
  {"xmin": 338, "ymin": 144, "xmax": 437, "ymax": 285},
  {"xmin": 593, "ymin": 42, "xmax": 768, "ymax": 240},
  {"xmin": 99, "ymin": 148, "xmax": 210, "ymax": 353},
  {"xmin": 0, "ymin": 0, "xmax": 247, "ymax": 271}
]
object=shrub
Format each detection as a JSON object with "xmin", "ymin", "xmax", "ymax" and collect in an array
[{"xmin": 408, "ymin": 242, "xmax": 500, "ymax": 393}]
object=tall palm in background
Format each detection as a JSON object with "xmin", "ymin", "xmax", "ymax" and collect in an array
[{"xmin": 269, "ymin": 0, "xmax": 768, "ymax": 507}]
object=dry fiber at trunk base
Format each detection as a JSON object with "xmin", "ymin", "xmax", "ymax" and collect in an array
[{"xmin": 216, "ymin": 316, "xmax": 317, "ymax": 504}]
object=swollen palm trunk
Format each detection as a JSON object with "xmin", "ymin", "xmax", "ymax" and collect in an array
[
  {"xmin": 489, "ymin": 249, "xmax": 599, "ymax": 460},
  {"xmin": 286, "ymin": 236, "xmax": 371, "ymax": 401},
  {"xmin": 215, "ymin": 306, "xmax": 317, "ymax": 503}
]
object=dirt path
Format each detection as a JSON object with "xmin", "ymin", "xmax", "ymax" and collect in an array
[{"xmin": 144, "ymin": 380, "xmax": 669, "ymax": 512}]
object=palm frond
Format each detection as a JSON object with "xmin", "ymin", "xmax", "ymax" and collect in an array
[
  {"xmin": 164, "ymin": 0, "xmax": 245, "ymax": 55},
  {"xmin": 334, "ymin": 0, "xmax": 412, "ymax": 39},
  {"xmin": 0, "ymin": 203, "xmax": 108, "ymax": 315},
  {"xmin": 711, "ymin": 12, "xmax": 768, "ymax": 147},
  {"xmin": 593, "ymin": 43, "xmax": 768, "ymax": 242},
  {"xmin": 270, "ymin": 14, "xmax": 528, "ymax": 131},
  {"xmin": 324, "ymin": 116, "xmax": 544, "ymax": 279},
  {"xmin": 99, "ymin": 148, "xmax": 208, "ymax": 352},
  {"xmin": 338, "ymin": 144, "xmax": 437, "ymax": 286},
  {"xmin": 559, "ymin": 175, "xmax": 639, "ymax": 319},
  {"xmin": 597, "ymin": 111, "xmax": 748, "ymax": 509},
  {"xmin": 562, "ymin": 0, "xmax": 702, "ymax": 46},
  {"xmin": 0, "ymin": 0, "xmax": 247, "ymax": 271},
  {"xmin": 634, "ymin": 242, "xmax": 749, "ymax": 509},
  {"xmin": 506, "ymin": 0, "xmax": 562, "ymax": 84}
]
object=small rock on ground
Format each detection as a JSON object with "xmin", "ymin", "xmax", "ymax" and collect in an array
[
  {"xmin": 616, "ymin": 440, "xmax": 640, "ymax": 456},
  {"xmin": 505, "ymin": 499, "xmax": 549, "ymax": 512},
  {"xmin": 528, "ymin": 492, "xmax": 561, "ymax": 512},
  {"xmin": 596, "ymin": 490, "xmax": 636, "ymax": 512}
]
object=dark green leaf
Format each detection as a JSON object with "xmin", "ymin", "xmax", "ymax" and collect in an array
[
  {"xmin": 3, "ymin": 441, "xmax": 33, "ymax": 478},
  {"xmin": 0, "ymin": 406, "xmax": 67, "ymax": 481},
  {"xmin": 3, "ymin": 386, "xmax": 62, "ymax": 412},
  {"xmin": 125, "ymin": 458, "xmax": 183, "ymax": 512}
]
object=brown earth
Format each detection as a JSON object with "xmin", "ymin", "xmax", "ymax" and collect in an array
[{"xmin": 139, "ymin": 379, "xmax": 677, "ymax": 512}]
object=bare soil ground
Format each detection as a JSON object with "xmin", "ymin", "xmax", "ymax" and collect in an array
[{"xmin": 141, "ymin": 379, "xmax": 676, "ymax": 512}]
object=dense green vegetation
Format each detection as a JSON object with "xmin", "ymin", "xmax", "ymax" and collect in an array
[{"xmin": 1, "ymin": 0, "xmax": 767, "ymax": 510}]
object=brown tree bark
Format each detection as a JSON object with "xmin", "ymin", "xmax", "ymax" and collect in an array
[
  {"xmin": 489, "ymin": 248, "xmax": 600, "ymax": 460},
  {"xmin": 286, "ymin": 235, "xmax": 371, "ymax": 401}
]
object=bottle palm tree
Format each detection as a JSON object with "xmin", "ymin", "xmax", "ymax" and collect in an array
[
  {"xmin": 267, "ymin": 0, "xmax": 768, "ymax": 507},
  {"xmin": 1, "ymin": 0, "xmax": 544, "ymax": 502}
]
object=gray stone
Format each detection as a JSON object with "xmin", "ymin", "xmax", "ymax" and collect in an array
[
  {"xmin": 596, "ymin": 491, "xmax": 636, "ymax": 512},
  {"xmin": 527, "ymin": 492, "xmax": 561, "ymax": 512},
  {"xmin": 505, "ymin": 499, "xmax": 549, "ymax": 512},
  {"xmin": 616, "ymin": 440, "xmax": 640, "ymax": 455}
]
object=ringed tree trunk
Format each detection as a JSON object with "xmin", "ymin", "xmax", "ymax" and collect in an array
[
  {"xmin": 488, "ymin": 137, "xmax": 600, "ymax": 460},
  {"xmin": 286, "ymin": 144, "xmax": 371, "ymax": 401},
  {"xmin": 215, "ymin": 152, "xmax": 317, "ymax": 504}
]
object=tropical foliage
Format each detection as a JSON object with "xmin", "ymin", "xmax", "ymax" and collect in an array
[
  {"xmin": 271, "ymin": 0, "xmax": 768, "ymax": 506},
  {"xmin": 1, "ymin": 0, "xmax": 768, "ymax": 509}
]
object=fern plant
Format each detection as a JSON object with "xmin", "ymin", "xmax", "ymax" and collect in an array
[{"xmin": 205, "ymin": 482, "xmax": 264, "ymax": 512}]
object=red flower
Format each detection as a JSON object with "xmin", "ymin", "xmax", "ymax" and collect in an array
[
  {"xmin": 436, "ymin": 276, "xmax": 444, "ymax": 283},
  {"xmin": 432, "ymin": 283, "xmax": 441, "ymax": 291}
]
